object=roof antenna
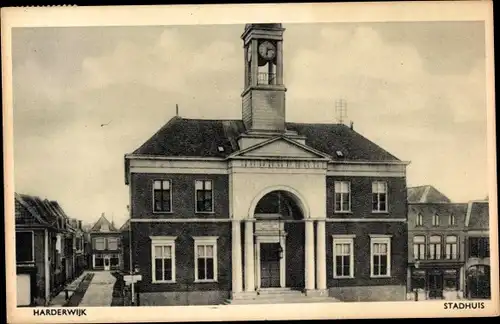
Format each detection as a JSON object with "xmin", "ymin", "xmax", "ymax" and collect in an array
[
  {"xmin": 176, "ymin": 104, "xmax": 179, "ymax": 117},
  {"xmin": 335, "ymin": 99, "xmax": 347, "ymax": 125}
]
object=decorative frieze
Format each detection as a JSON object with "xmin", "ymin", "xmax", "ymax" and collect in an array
[{"xmin": 232, "ymin": 159, "xmax": 327, "ymax": 170}]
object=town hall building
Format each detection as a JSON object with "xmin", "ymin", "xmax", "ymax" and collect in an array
[{"xmin": 124, "ymin": 23, "xmax": 409, "ymax": 305}]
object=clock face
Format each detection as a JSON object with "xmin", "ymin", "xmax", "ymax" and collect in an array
[
  {"xmin": 247, "ymin": 45, "xmax": 252, "ymax": 62},
  {"xmin": 258, "ymin": 41, "xmax": 276, "ymax": 60}
]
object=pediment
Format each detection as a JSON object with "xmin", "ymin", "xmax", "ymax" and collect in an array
[{"xmin": 230, "ymin": 136, "xmax": 330, "ymax": 160}]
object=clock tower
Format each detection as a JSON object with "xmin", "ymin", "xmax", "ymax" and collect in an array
[{"xmin": 241, "ymin": 23, "xmax": 287, "ymax": 133}]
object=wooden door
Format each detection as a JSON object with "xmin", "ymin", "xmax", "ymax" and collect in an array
[
  {"xmin": 260, "ymin": 243, "xmax": 281, "ymax": 288},
  {"xmin": 104, "ymin": 256, "xmax": 111, "ymax": 271},
  {"xmin": 428, "ymin": 271, "xmax": 444, "ymax": 299}
]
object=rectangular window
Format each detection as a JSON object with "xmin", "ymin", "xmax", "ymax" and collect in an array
[
  {"xmin": 412, "ymin": 270, "xmax": 426, "ymax": 290},
  {"xmin": 416, "ymin": 214, "xmax": 423, "ymax": 226},
  {"xmin": 432, "ymin": 214, "xmax": 440, "ymax": 226},
  {"xmin": 75, "ymin": 238, "xmax": 82, "ymax": 251},
  {"xmin": 16, "ymin": 231, "xmax": 34, "ymax": 263},
  {"xmin": 469, "ymin": 237, "xmax": 490, "ymax": 258},
  {"xmin": 151, "ymin": 236, "xmax": 176, "ymax": 283},
  {"xmin": 372, "ymin": 181, "xmax": 388, "ymax": 212},
  {"xmin": 94, "ymin": 238, "xmax": 105, "ymax": 251},
  {"xmin": 153, "ymin": 180, "xmax": 172, "ymax": 212},
  {"xmin": 443, "ymin": 269, "xmax": 459, "ymax": 290},
  {"xmin": 107, "ymin": 237, "xmax": 118, "ymax": 250},
  {"xmin": 413, "ymin": 236, "xmax": 426, "ymax": 260},
  {"xmin": 445, "ymin": 236, "xmax": 458, "ymax": 260},
  {"xmin": 429, "ymin": 236, "xmax": 442, "ymax": 260},
  {"xmin": 194, "ymin": 237, "xmax": 218, "ymax": 282},
  {"xmin": 334, "ymin": 181, "xmax": 351, "ymax": 212},
  {"xmin": 449, "ymin": 214, "xmax": 456, "ymax": 226},
  {"xmin": 110, "ymin": 254, "xmax": 120, "ymax": 266},
  {"xmin": 370, "ymin": 236, "xmax": 391, "ymax": 277},
  {"xmin": 332, "ymin": 236, "xmax": 355, "ymax": 278},
  {"xmin": 195, "ymin": 180, "xmax": 213, "ymax": 213}
]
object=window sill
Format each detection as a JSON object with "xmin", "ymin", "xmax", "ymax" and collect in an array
[
  {"xmin": 152, "ymin": 280, "xmax": 176, "ymax": 284},
  {"xmin": 195, "ymin": 211, "xmax": 215, "ymax": 215},
  {"xmin": 334, "ymin": 211, "xmax": 352, "ymax": 214},
  {"xmin": 153, "ymin": 211, "xmax": 174, "ymax": 215},
  {"xmin": 333, "ymin": 276, "xmax": 354, "ymax": 279},
  {"xmin": 194, "ymin": 279, "xmax": 218, "ymax": 283},
  {"xmin": 372, "ymin": 211, "xmax": 389, "ymax": 214},
  {"xmin": 370, "ymin": 275, "xmax": 391, "ymax": 279}
]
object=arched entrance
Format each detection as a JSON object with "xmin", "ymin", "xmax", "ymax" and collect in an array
[
  {"xmin": 252, "ymin": 190, "xmax": 305, "ymax": 290},
  {"xmin": 466, "ymin": 265, "xmax": 491, "ymax": 299}
]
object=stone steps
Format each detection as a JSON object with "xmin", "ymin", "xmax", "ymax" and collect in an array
[
  {"xmin": 224, "ymin": 288, "xmax": 341, "ymax": 305},
  {"xmin": 224, "ymin": 297, "xmax": 340, "ymax": 305}
]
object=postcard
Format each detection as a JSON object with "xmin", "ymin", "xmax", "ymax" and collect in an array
[{"xmin": 2, "ymin": 1, "xmax": 498, "ymax": 323}]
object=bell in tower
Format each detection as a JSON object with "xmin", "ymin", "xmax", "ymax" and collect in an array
[{"xmin": 241, "ymin": 23, "xmax": 287, "ymax": 134}]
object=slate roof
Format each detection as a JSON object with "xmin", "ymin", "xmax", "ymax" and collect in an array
[
  {"xmin": 91, "ymin": 213, "xmax": 119, "ymax": 233},
  {"xmin": 15, "ymin": 193, "xmax": 71, "ymax": 231},
  {"xmin": 131, "ymin": 117, "xmax": 401, "ymax": 162},
  {"xmin": 119, "ymin": 219, "xmax": 130, "ymax": 232},
  {"xmin": 407, "ymin": 185, "xmax": 451, "ymax": 203},
  {"xmin": 466, "ymin": 201, "xmax": 489, "ymax": 230}
]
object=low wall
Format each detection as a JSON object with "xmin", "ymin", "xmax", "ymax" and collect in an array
[
  {"xmin": 329, "ymin": 285, "xmax": 406, "ymax": 302},
  {"xmin": 139, "ymin": 290, "xmax": 229, "ymax": 306}
]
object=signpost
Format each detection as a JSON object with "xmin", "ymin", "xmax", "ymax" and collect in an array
[{"xmin": 124, "ymin": 274, "xmax": 142, "ymax": 285}]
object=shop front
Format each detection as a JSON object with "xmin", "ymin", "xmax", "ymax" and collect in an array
[
  {"xmin": 466, "ymin": 264, "xmax": 490, "ymax": 299},
  {"xmin": 409, "ymin": 263, "xmax": 463, "ymax": 300}
]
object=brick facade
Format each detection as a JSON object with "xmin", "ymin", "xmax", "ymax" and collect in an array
[{"xmin": 130, "ymin": 173, "xmax": 230, "ymax": 219}]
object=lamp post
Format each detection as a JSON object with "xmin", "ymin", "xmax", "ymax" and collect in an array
[{"xmin": 127, "ymin": 205, "xmax": 136, "ymax": 306}]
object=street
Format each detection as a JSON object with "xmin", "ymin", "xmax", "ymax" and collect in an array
[{"xmin": 78, "ymin": 271, "xmax": 116, "ymax": 307}]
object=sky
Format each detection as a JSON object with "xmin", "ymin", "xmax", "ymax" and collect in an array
[{"xmin": 11, "ymin": 22, "xmax": 489, "ymax": 227}]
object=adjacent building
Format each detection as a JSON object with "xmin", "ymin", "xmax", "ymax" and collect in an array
[
  {"xmin": 464, "ymin": 200, "xmax": 490, "ymax": 299},
  {"xmin": 407, "ymin": 186, "xmax": 491, "ymax": 301},
  {"xmin": 69, "ymin": 218, "xmax": 87, "ymax": 277},
  {"xmin": 124, "ymin": 23, "xmax": 410, "ymax": 305},
  {"xmin": 407, "ymin": 198, "xmax": 467, "ymax": 300},
  {"xmin": 89, "ymin": 213, "xmax": 122, "ymax": 271},
  {"xmin": 14, "ymin": 193, "xmax": 85, "ymax": 306}
]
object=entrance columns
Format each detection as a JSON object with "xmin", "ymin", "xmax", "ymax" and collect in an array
[
  {"xmin": 316, "ymin": 220, "xmax": 327, "ymax": 291},
  {"xmin": 231, "ymin": 220, "xmax": 243, "ymax": 295},
  {"xmin": 244, "ymin": 220, "xmax": 255, "ymax": 291},
  {"xmin": 305, "ymin": 219, "xmax": 316, "ymax": 291}
]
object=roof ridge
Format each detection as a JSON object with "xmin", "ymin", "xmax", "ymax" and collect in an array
[
  {"xmin": 175, "ymin": 117, "xmax": 242, "ymax": 122},
  {"xmin": 408, "ymin": 185, "xmax": 429, "ymax": 189}
]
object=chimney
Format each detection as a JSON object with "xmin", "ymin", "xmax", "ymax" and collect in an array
[
  {"xmin": 176, "ymin": 104, "xmax": 179, "ymax": 117},
  {"xmin": 350, "ymin": 121, "xmax": 354, "ymax": 130}
]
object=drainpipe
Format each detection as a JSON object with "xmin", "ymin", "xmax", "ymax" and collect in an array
[
  {"xmin": 44, "ymin": 229, "xmax": 50, "ymax": 305},
  {"xmin": 129, "ymin": 217, "xmax": 135, "ymax": 305}
]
